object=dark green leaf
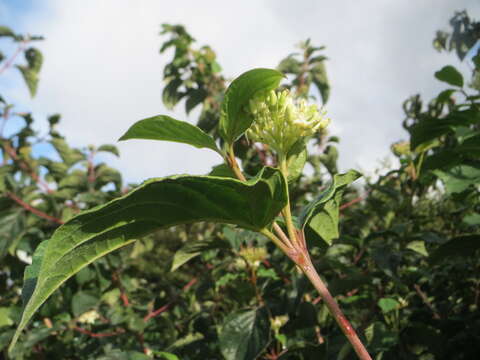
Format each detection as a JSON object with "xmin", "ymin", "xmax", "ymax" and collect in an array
[
  {"xmin": 208, "ymin": 164, "xmax": 236, "ymax": 178},
  {"xmin": 24, "ymin": 48, "xmax": 43, "ymax": 72},
  {"xmin": 409, "ymin": 109, "xmax": 479, "ymax": 150},
  {"xmin": 9, "ymin": 167, "xmax": 287, "ymax": 351},
  {"xmin": 97, "ymin": 144, "xmax": 120, "ymax": 157},
  {"xmin": 171, "ymin": 239, "xmax": 229, "ymax": 271},
  {"xmin": 430, "ymin": 235, "xmax": 480, "ymax": 264},
  {"xmin": 119, "ymin": 115, "xmax": 221, "ymax": 155},
  {"xmin": 434, "ymin": 65, "xmax": 464, "ymax": 87},
  {"xmin": 162, "ymin": 78, "xmax": 184, "ymax": 109},
  {"xmin": 220, "ymin": 68, "xmax": 283, "ymax": 144},
  {"xmin": 219, "ymin": 307, "xmax": 270, "ymax": 360},
  {"xmin": 185, "ymin": 88, "xmax": 207, "ymax": 114}
]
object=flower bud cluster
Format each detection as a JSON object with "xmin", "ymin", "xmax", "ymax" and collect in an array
[
  {"xmin": 238, "ymin": 246, "xmax": 268, "ymax": 269},
  {"xmin": 391, "ymin": 141, "xmax": 411, "ymax": 157},
  {"xmin": 246, "ymin": 90, "xmax": 330, "ymax": 155}
]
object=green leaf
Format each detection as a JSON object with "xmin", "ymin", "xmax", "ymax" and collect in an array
[
  {"xmin": 463, "ymin": 213, "xmax": 480, "ymax": 226},
  {"xmin": 162, "ymin": 78, "xmax": 184, "ymax": 109},
  {"xmin": 94, "ymin": 164, "xmax": 122, "ymax": 190},
  {"xmin": 220, "ymin": 68, "xmax": 283, "ymax": 144},
  {"xmin": 0, "ymin": 209, "xmax": 24, "ymax": 259},
  {"xmin": 97, "ymin": 144, "xmax": 120, "ymax": 157},
  {"xmin": 430, "ymin": 235, "xmax": 480, "ymax": 264},
  {"xmin": 409, "ymin": 109, "xmax": 479, "ymax": 150},
  {"xmin": 433, "ymin": 165, "xmax": 480, "ymax": 194},
  {"xmin": 219, "ymin": 307, "xmax": 270, "ymax": 360},
  {"xmin": 208, "ymin": 164, "xmax": 236, "ymax": 178},
  {"xmin": 50, "ymin": 138, "xmax": 85, "ymax": 166},
  {"xmin": 311, "ymin": 61, "xmax": 330, "ymax": 103},
  {"xmin": 155, "ymin": 352, "xmax": 180, "ymax": 360},
  {"xmin": 277, "ymin": 56, "xmax": 301, "ymax": 74},
  {"xmin": 406, "ymin": 240, "xmax": 428, "ymax": 257},
  {"xmin": 185, "ymin": 88, "xmax": 207, "ymax": 114},
  {"xmin": 0, "ymin": 307, "xmax": 14, "ymax": 328},
  {"xmin": 71, "ymin": 291, "xmax": 98, "ymax": 317},
  {"xmin": 0, "ymin": 26, "xmax": 15, "ymax": 38},
  {"xmin": 299, "ymin": 170, "xmax": 361, "ymax": 245},
  {"xmin": 286, "ymin": 140, "xmax": 307, "ymax": 182},
  {"xmin": 9, "ymin": 167, "xmax": 287, "ymax": 351},
  {"xmin": 24, "ymin": 48, "xmax": 43, "ymax": 72},
  {"xmin": 171, "ymin": 239, "xmax": 229, "ymax": 272},
  {"xmin": 16, "ymin": 66, "xmax": 39, "ymax": 97},
  {"xmin": 378, "ymin": 298, "xmax": 400, "ymax": 313},
  {"xmin": 119, "ymin": 115, "xmax": 221, "ymax": 155},
  {"xmin": 434, "ymin": 65, "xmax": 464, "ymax": 87}
]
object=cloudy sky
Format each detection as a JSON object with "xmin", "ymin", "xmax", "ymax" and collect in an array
[{"xmin": 2, "ymin": 0, "xmax": 480, "ymax": 183}]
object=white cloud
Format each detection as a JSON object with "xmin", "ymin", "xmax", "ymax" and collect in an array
[{"xmin": 10, "ymin": 0, "xmax": 480, "ymax": 182}]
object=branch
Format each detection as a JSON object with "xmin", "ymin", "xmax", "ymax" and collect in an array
[
  {"xmin": 143, "ymin": 277, "xmax": 198, "ymax": 323},
  {"xmin": 0, "ymin": 40, "xmax": 28, "ymax": 75},
  {"xmin": 2, "ymin": 141, "xmax": 53, "ymax": 193},
  {"xmin": 72, "ymin": 326, "xmax": 125, "ymax": 338},
  {"xmin": 6, "ymin": 192, "xmax": 64, "ymax": 225},
  {"xmin": 413, "ymin": 284, "xmax": 441, "ymax": 320},
  {"xmin": 302, "ymin": 256, "xmax": 372, "ymax": 360},
  {"xmin": 111, "ymin": 270, "xmax": 130, "ymax": 307}
]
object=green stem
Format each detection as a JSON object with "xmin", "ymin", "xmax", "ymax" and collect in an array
[
  {"xmin": 279, "ymin": 156, "xmax": 299, "ymax": 246},
  {"xmin": 260, "ymin": 229, "xmax": 290, "ymax": 254}
]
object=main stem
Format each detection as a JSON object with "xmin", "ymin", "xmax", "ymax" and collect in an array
[
  {"xmin": 226, "ymin": 147, "xmax": 372, "ymax": 360},
  {"xmin": 301, "ymin": 256, "xmax": 372, "ymax": 360}
]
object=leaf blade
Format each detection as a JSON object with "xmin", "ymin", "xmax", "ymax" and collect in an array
[
  {"xmin": 119, "ymin": 115, "xmax": 221, "ymax": 155},
  {"xmin": 299, "ymin": 170, "xmax": 361, "ymax": 245},
  {"xmin": 9, "ymin": 168, "xmax": 287, "ymax": 351}
]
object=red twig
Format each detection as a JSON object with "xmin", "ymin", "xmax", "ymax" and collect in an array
[
  {"xmin": 143, "ymin": 278, "xmax": 198, "ymax": 322},
  {"xmin": 0, "ymin": 40, "xmax": 28, "ymax": 75},
  {"xmin": 87, "ymin": 151, "xmax": 95, "ymax": 184},
  {"xmin": 143, "ymin": 303, "xmax": 171, "ymax": 322},
  {"xmin": 73, "ymin": 326, "xmax": 125, "ymax": 338},
  {"xmin": 111, "ymin": 271, "xmax": 130, "ymax": 307},
  {"xmin": 414, "ymin": 284, "xmax": 441, "ymax": 320},
  {"xmin": 340, "ymin": 195, "xmax": 365, "ymax": 211},
  {"xmin": 6, "ymin": 192, "xmax": 64, "ymax": 224},
  {"xmin": 2, "ymin": 141, "xmax": 53, "ymax": 193}
]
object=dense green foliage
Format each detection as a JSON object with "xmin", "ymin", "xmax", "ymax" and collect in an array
[{"xmin": 1, "ymin": 10, "xmax": 479, "ymax": 360}]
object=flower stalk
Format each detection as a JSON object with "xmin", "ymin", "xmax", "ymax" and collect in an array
[{"xmin": 224, "ymin": 90, "xmax": 372, "ymax": 359}]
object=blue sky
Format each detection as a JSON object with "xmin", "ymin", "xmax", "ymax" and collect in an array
[{"xmin": 2, "ymin": 1, "xmax": 480, "ymax": 183}]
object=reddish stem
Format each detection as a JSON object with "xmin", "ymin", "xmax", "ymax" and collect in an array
[
  {"xmin": 6, "ymin": 192, "xmax": 63, "ymax": 224},
  {"xmin": 143, "ymin": 278, "xmax": 198, "ymax": 322},
  {"xmin": 72, "ymin": 326, "xmax": 125, "ymax": 338},
  {"xmin": 3, "ymin": 141, "xmax": 53, "ymax": 193},
  {"xmin": 0, "ymin": 41, "xmax": 28, "ymax": 75}
]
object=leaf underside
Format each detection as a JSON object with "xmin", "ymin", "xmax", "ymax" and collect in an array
[
  {"xmin": 300, "ymin": 170, "xmax": 361, "ymax": 245},
  {"xmin": 9, "ymin": 167, "xmax": 287, "ymax": 351},
  {"xmin": 118, "ymin": 115, "xmax": 221, "ymax": 155}
]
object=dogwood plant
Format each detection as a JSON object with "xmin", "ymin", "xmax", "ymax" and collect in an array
[{"xmin": 9, "ymin": 68, "xmax": 371, "ymax": 359}]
